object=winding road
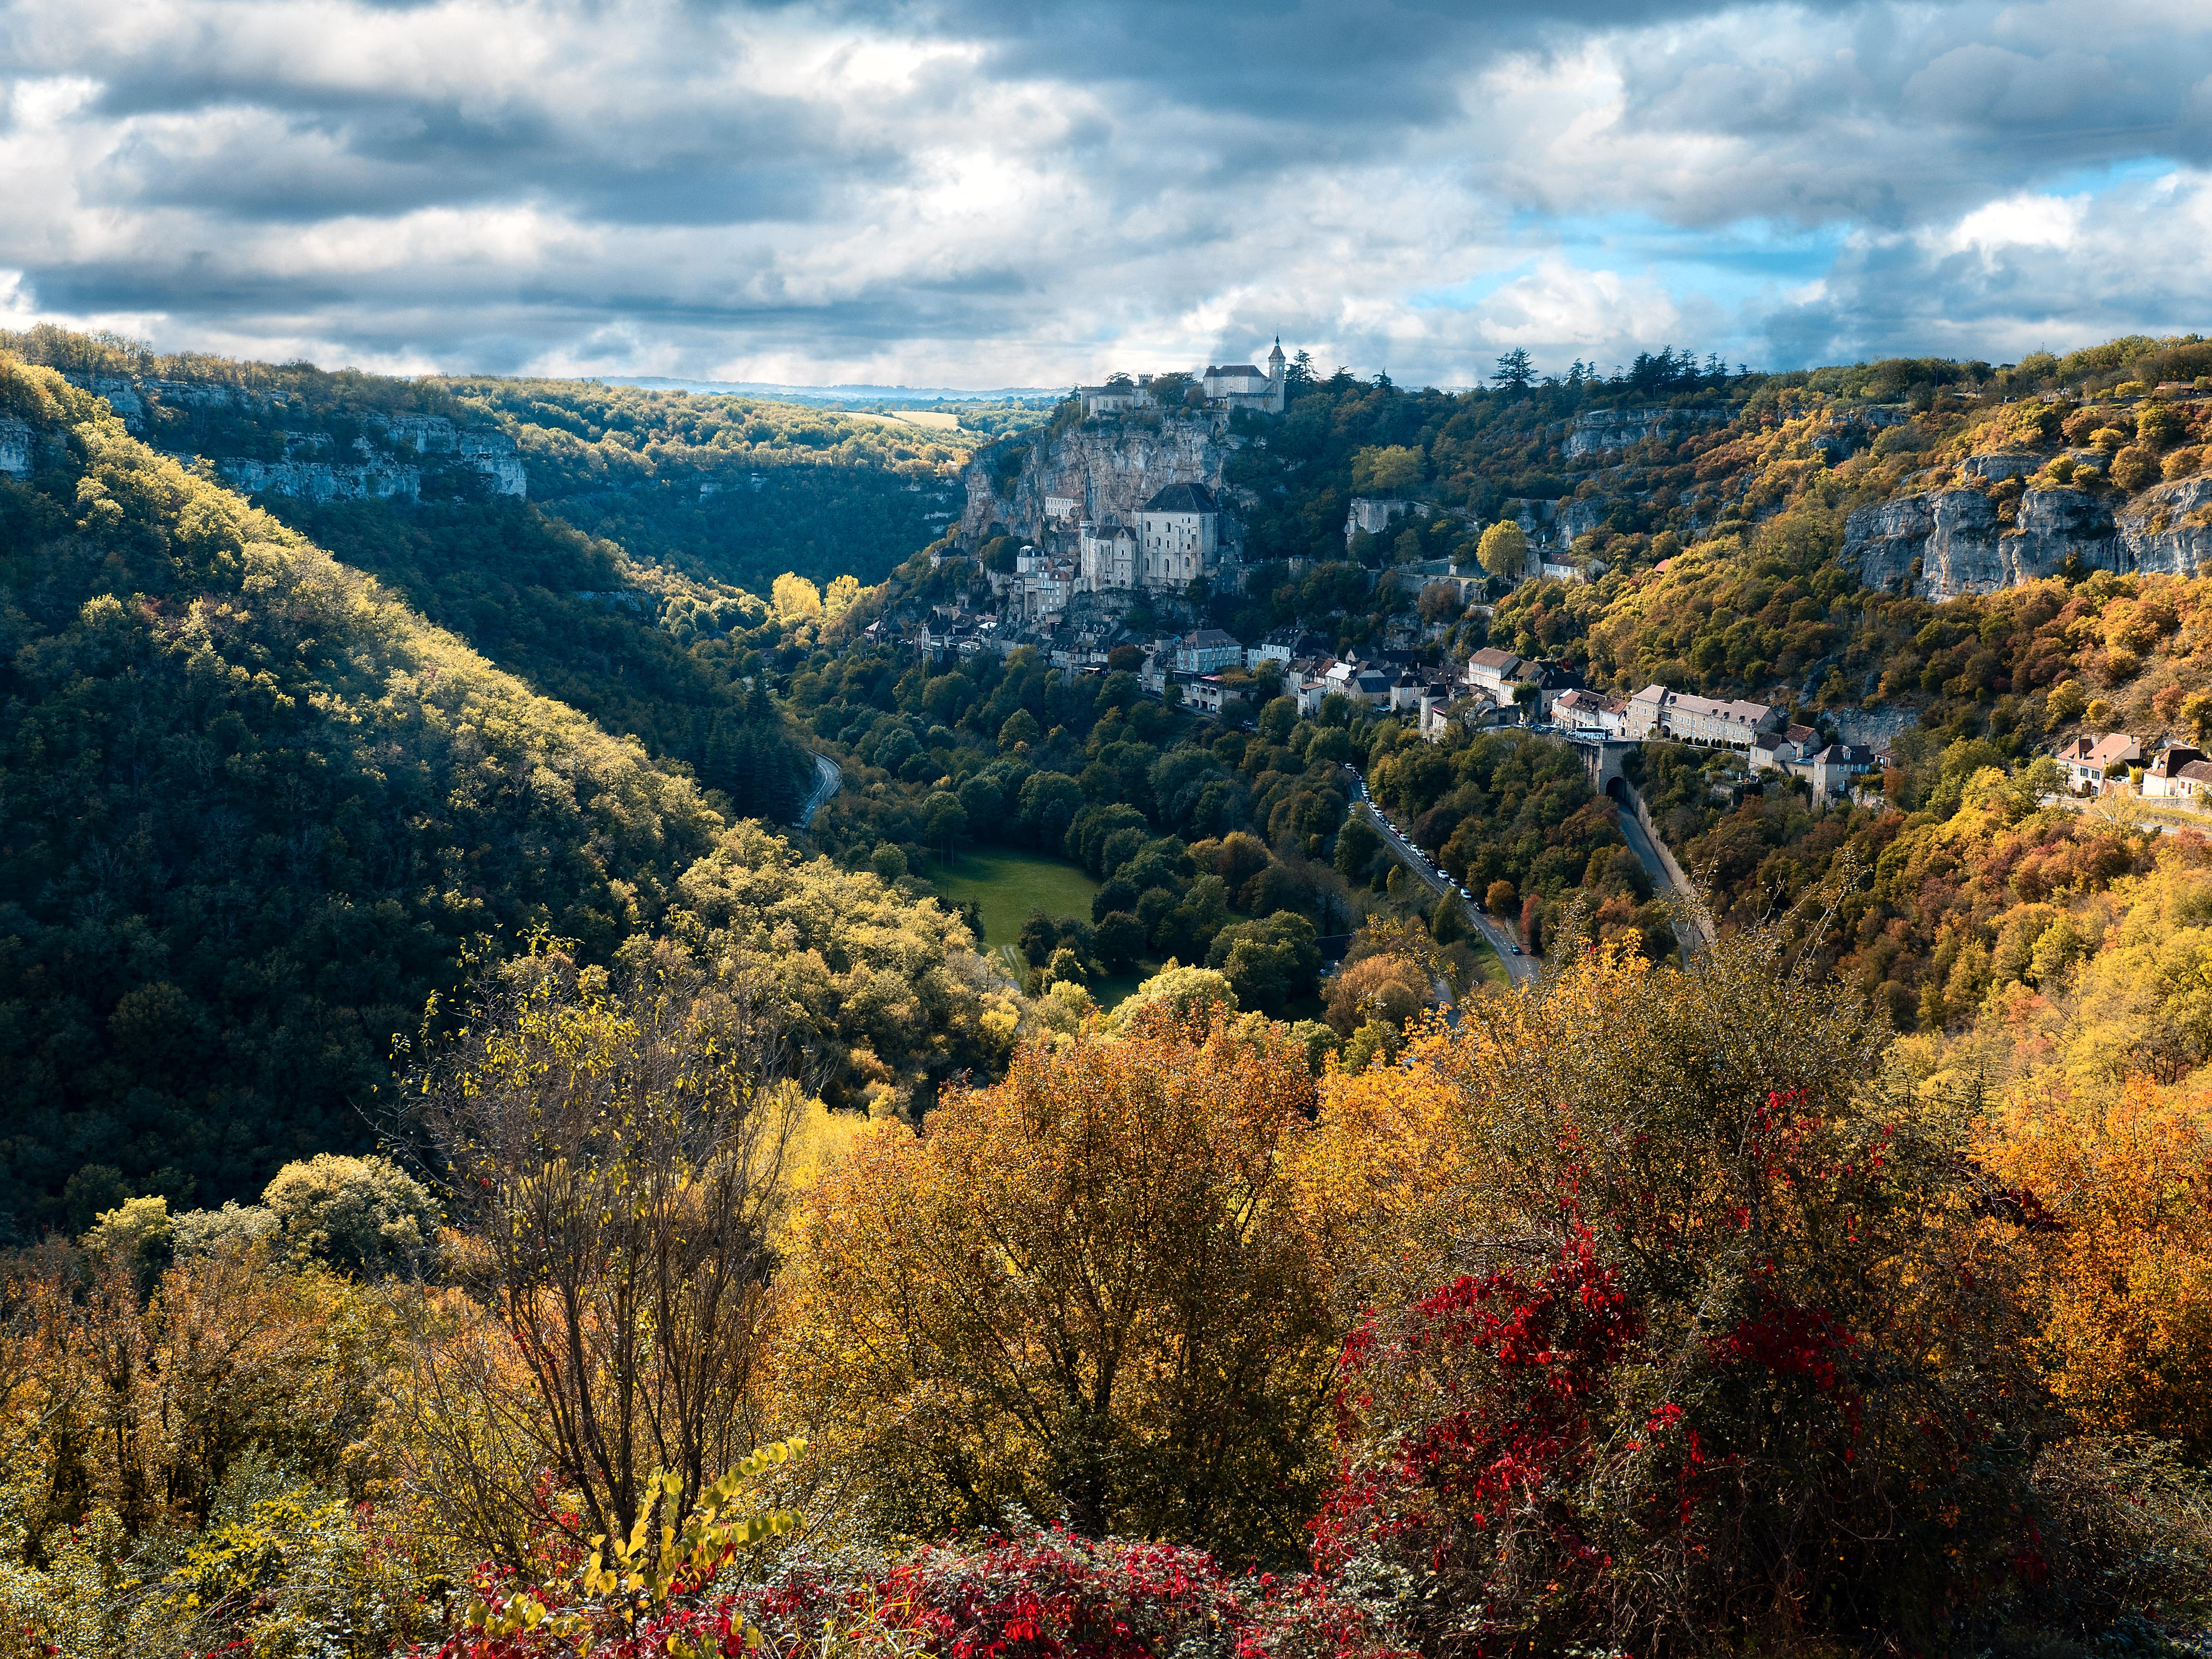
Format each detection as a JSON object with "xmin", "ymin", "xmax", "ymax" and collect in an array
[
  {"xmin": 796, "ymin": 752, "xmax": 842, "ymax": 829},
  {"xmin": 1347, "ymin": 771, "xmax": 1539, "ymax": 987}
]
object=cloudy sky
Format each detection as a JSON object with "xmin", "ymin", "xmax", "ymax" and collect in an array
[{"xmin": 1, "ymin": 0, "xmax": 2208, "ymax": 387}]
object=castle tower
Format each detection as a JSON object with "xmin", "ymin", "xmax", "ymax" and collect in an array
[{"xmin": 1266, "ymin": 337, "xmax": 1286, "ymax": 413}]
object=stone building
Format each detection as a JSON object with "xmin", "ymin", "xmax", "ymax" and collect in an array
[
  {"xmin": 1200, "ymin": 342, "xmax": 1287, "ymax": 413},
  {"xmin": 1625, "ymin": 685, "xmax": 1783, "ymax": 748},
  {"xmin": 1138, "ymin": 482, "xmax": 1221, "ymax": 592},
  {"xmin": 1078, "ymin": 517, "xmax": 1139, "ymax": 591}
]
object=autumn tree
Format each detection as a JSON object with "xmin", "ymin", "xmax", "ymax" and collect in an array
[
  {"xmin": 1985, "ymin": 1074, "xmax": 2212, "ymax": 1458},
  {"xmin": 1298, "ymin": 929, "xmax": 2054, "ymax": 1656},
  {"xmin": 1350, "ymin": 445, "xmax": 1424, "ymax": 495},
  {"xmin": 406, "ymin": 938, "xmax": 797, "ymax": 1555},
  {"xmin": 774, "ymin": 1006, "xmax": 1338, "ymax": 1561},
  {"xmin": 1476, "ymin": 519, "xmax": 1528, "ymax": 581},
  {"xmin": 770, "ymin": 572, "xmax": 824, "ymax": 623}
]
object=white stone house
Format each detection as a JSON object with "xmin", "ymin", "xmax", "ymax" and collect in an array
[
  {"xmin": 1139, "ymin": 482, "xmax": 1221, "ymax": 592},
  {"xmin": 2141, "ymin": 745, "xmax": 2212, "ymax": 801},
  {"xmin": 1808, "ymin": 743, "xmax": 1875, "ymax": 797},
  {"xmin": 1750, "ymin": 724, "xmax": 1819, "ymax": 773},
  {"xmin": 2055, "ymin": 733, "xmax": 2140, "ymax": 794},
  {"xmin": 1079, "ymin": 517, "xmax": 1139, "ymax": 592},
  {"xmin": 1464, "ymin": 647, "xmax": 1524, "ymax": 699},
  {"xmin": 1174, "ymin": 628, "xmax": 1246, "ymax": 675}
]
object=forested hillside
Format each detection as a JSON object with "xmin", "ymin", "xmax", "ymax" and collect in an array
[
  {"xmin": 0, "ymin": 327, "xmax": 1026, "ymax": 596},
  {"xmin": 0, "ymin": 351, "xmax": 1023, "ymax": 1225},
  {"xmin": 0, "ymin": 356, "xmax": 722, "ymax": 1222}
]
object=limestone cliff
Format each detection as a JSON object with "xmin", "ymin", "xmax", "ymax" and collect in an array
[
  {"xmin": 214, "ymin": 455, "xmax": 422, "ymax": 503},
  {"xmin": 0, "ymin": 415, "xmax": 32, "ymax": 476},
  {"xmin": 60, "ymin": 372, "xmax": 527, "ymax": 500},
  {"xmin": 1563, "ymin": 406, "xmax": 1726, "ymax": 459},
  {"xmin": 1843, "ymin": 478, "xmax": 2210, "ymax": 598},
  {"xmin": 961, "ymin": 412, "xmax": 1244, "ymax": 544}
]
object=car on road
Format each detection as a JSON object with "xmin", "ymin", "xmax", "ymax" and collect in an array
[
  {"xmin": 1459, "ymin": 887, "xmax": 1472, "ymax": 899},
  {"xmin": 1510, "ymin": 944, "xmax": 1523, "ymax": 955}
]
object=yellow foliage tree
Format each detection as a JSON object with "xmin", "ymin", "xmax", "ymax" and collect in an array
[
  {"xmin": 1984, "ymin": 1074, "xmax": 2212, "ymax": 1457},
  {"xmin": 770, "ymin": 572, "xmax": 824, "ymax": 623},
  {"xmin": 1476, "ymin": 519, "xmax": 1529, "ymax": 581},
  {"xmin": 773, "ymin": 1006, "xmax": 1337, "ymax": 1559}
]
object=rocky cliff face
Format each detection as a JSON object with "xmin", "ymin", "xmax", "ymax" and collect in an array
[
  {"xmin": 214, "ymin": 456, "xmax": 422, "ymax": 502},
  {"xmin": 1563, "ymin": 407, "xmax": 1726, "ymax": 459},
  {"xmin": 60, "ymin": 373, "xmax": 527, "ymax": 500},
  {"xmin": 0, "ymin": 416, "xmax": 31, "ymax": 477},
  {"xmin": 961, "ymin": 413, "xmax": 1243, "ymax": 544},
  {"xmin": 1843, "ymin": 477, "xmax": 2211, "ymax": 597}
]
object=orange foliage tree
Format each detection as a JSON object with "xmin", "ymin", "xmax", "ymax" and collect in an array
[
  {"xmin": 1985, "ymin": 1074, "xmax": 2212, "ymax": 1457},
  {"xmin": 773, "ymin": 1005, "xmax": 1338, "ymax": 1561}
]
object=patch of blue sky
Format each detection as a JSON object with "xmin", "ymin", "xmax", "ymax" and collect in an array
[
  {"xmin": 1409, "ymin": 210, "xmax": 1850, "ymax": 317},
  {"xmin": 2029, "ymin": 153, "xmax": 2183, "ymax": 196},
  {"xmin": 1408, "ymin": 263, "xmax": 1536, "ymax": 312}
]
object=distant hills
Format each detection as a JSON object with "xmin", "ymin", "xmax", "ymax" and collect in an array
[{"xmin": 605, "ymin": 374, "xmax": 1066, "ymax": 406}]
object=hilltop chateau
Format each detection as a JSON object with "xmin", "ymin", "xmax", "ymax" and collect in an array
[
  {"xmin": 1076, "ymin": 340, "xmax": 1288, "ymax": 419},
  {"xmin": 960, "ymin": 340, "xmax": 1294, "ymax": 612}
]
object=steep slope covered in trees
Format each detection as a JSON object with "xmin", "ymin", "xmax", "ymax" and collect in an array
[
  {"xmin": 0, "ymin": 356, "xmax": 725, "ymax": 1223},
  {"xmin": 0, "ymin": 327, "xmax": 1033, "ymax": 593}
]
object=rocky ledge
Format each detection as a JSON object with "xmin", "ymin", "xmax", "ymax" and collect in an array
[{"xmin": 1842, "ymin": 475, "xmax": 2212, "ymax": 597}]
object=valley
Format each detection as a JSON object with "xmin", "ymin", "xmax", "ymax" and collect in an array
[{"xmin": 3, "ymin": 325, "xmax": 2211, "ymax": 1659}]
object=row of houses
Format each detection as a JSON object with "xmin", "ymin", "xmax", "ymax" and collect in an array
[
  {"xmin": 1542, "ymin": 668, "xmax": 1882, "ymax": 798},
  {"xmin": 2055, "ymin": 733, "xmax": 2212, "ymax": 802}
]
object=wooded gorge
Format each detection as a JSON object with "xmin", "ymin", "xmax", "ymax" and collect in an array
[{"xmin": 4, "ymin": 330, "xmax": 2212, "ymax": 1659}]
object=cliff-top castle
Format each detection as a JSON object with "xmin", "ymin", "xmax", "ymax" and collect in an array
[{"xmin": 965, "ymin": 341, "xmax": 1288, "ymax": 608}]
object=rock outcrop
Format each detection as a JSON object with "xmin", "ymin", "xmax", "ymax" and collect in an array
[
  {"xmin": 2116, "ymin": 474, "xmax": 2212, "ymax": 578},
  {"xmin": 215, "ymin": 457, "xmax": 422, "ymax": 503},
  {"xmin": 1563, "ymin": 407, "xmax": 1726, "ymax": 459},
  {"xmin": 1843, "ymin": 478, "xmax": 2210, "ymax": 597},
  {"xmin": 369, "ymin": 413, "xmax": 528, "ymax": 496},
  {"xmin": 1959, "ymin": 453, "xmax": 2042, "ymax": 482},
  {"xmin": 0, "ymin": 416, "xmax": 31, "ymax": 477},
  {"xmin": 58, "ymin": 372, "xmax": 527, "ymax": 499},
  {"xmin": 962, "ymin": 413, "xmax": 1242, "ymax": 545}
]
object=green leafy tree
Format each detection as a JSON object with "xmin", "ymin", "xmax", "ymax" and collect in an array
[
  {"xmin": 1491, "ymin": 347, "xmax": 1536, "ymax": 391},
  {"xmin": 261, "ymin": 1153, "xmax": 439, "ymax": 1278},
  {"xmin": 1350, "ymin": 445, "xmax": 1425, "ymax": 495}
]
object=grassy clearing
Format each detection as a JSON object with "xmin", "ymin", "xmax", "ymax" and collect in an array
[
  {"xmin": 924, "ymin": 848, "xmax": 1101, "ymax": 948},
  {"xmin": 1464, "ymin": 933, "xmax": 1508, "ymax": 986}
]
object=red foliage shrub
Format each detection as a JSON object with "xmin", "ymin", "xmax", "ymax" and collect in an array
[{"xmin": 419, "ymin": 1530, "xmax": 1404, "ymax": 1659}]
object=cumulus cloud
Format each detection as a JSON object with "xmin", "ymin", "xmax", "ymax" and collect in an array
[{"xmin": 0, "ymin": 0, "xmax": 2205, "ymax": 383}]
